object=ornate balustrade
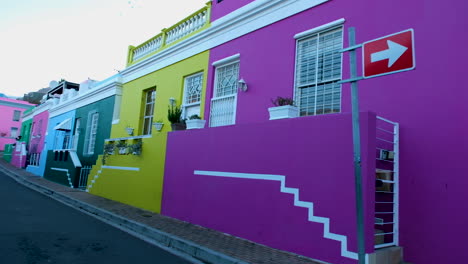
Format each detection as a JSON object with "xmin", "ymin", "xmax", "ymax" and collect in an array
[{"xmin": 127, "ymin": 2, "xmax": 211, "ymax": 65}]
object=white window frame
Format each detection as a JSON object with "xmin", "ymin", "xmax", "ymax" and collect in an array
[
  {"xmin": 209, "ymin": 56, "xmax": 240, "ymax": 127},
  {"xmin": 182, "ymin": 72, "xmax": 204, "ymax": 119},
  {"xmin": 13, "ymin": 110, "xmax": 20, "ymax": 121},
  {"xmin": 84, "ymin": 112, "xmax": 99, "ymax": 155},
  {"xmin": 73, "ymin": 118, "xmax": 81, "ymax": 150},
  {"xmin": 142, "ymin": 88, "xmax": 156, "ymax": 135},
  {"xmin": 293, "ymin": 20, "xmax": 344, "ymax": 116},
  {"xmin": 10, "ymin": 127, "xmax": 18, "ymax": 138}
]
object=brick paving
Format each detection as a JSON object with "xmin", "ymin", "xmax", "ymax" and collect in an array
[{"xmin": 0, "ymin": 158, "xmax": 323, "ymax": 264}]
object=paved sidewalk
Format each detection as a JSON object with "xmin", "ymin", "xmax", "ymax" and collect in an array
[{"xmin": 0, "ymin": 159, "xmax": 323, "ymax": 264}]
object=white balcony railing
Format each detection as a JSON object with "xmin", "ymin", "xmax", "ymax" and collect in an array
[{"xmin": 128, "ymin": 3, "xmax": 211, "ymax": 64}]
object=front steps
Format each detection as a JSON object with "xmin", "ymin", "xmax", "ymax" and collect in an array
[{"xmin": 367, "ymin": 246, "xmax": 411, "ymax": 264}]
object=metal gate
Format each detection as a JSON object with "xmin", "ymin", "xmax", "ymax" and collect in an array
[
  {"xmin": 374, "ymin": 116, "xmax": 399, "ymax": 248},
  {"xmin": 78, "ymin": 165, "xmax": 92, "ymax": 189}
]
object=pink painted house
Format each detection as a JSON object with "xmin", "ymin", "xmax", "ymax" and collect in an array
[
  {"xmin": 0, "ymin": 97, "xmax": 35, "ymax": 151},
  {"xmin": 161, "ymin": 0, "xmax": 467, "ymax": 264}
]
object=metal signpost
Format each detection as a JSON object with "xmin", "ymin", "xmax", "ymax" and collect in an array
[{"xmin": 339, "ymin": 27, "xmax": 415, "ymax": 264}]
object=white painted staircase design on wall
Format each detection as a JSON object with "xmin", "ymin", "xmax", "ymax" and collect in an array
[{"xmin": 195, "ymin": 170, "xmax": 360, "ymax": 260}]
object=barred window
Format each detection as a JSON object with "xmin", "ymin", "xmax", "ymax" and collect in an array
[
  {"xmin": 295, "ymin": 27, "xmax": 343, "ymax": 116},
  {"xmin": 209, "ymin": 61, "xmax": 239, "ymax": 127},
  {"xmin": 182, "ymin": 73, "xmax": 203, "ymax": 119}
]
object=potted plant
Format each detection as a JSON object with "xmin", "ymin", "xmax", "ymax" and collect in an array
[
  {"xmin": 185, "ymin": 114, "xmax": 206, "ymax": 129},
  {"xmin": 116, "ymin": 140, "xmax": 128, "ymax": 155},
  {"xmin": 129, "ymin": 139, "xmax": 143, "ymax": 155},
  {"xmin": 125, "ymin": 126, "xmax": 134, "ymax": 136},
  {"xmin": 153, "ymin": 119, "xmax": 164, "ymax": 132},
  {"xmin": 102, "ymin": 141, "xmax": 115, "ymax": 165},
  {"xmin": 268, "ymin": 96, "xmax": 299, "ymax": 120},
  {"xmin": 168, "ymin": 104, "xmax": 186, "ymax": 131}
]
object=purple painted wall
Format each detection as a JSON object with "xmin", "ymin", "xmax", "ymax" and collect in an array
[
  {"xmin": 200, "ymin": 1, "xmax": 467, "ymax": 263},
  {"xmin": 29, "ymin": 110, "xmax": 49, "ymax": 154},
  {"xmin": 210, "ymin": 0, "xmax": 255, "ymax": 22},
  {"xmin": 163, "ymin": 112, "xmax": 376, "ymax": 264}
]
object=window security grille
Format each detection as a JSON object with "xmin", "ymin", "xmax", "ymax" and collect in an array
[
  {"xmin": 13, "ymin": 110, "xmax": 21, "ymax": 121},
  {"xmin": 142, "ymin": 88, "xmax": 156, "ymax": 135},
  {"xmin": 295, "ymin": 27, "xmax": 343, "ymax": 116},
  {"xmin": 182, "ymin": 73, "xmax": 203, "ymax": 119},
  {"xmin": 209, "ymin": 62, "xmax": 239, "ymax": 127}
]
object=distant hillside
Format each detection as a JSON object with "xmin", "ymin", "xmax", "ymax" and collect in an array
[{"xmin": 21, "ymin": 87, "xmax": 50, "ymax": 104}]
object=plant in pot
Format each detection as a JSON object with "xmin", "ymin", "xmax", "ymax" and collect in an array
[
  {"xmin": 153, "ymin": 119, "xmax": 164, "ymax": 132},
  {"xmin": 185, "ymin": 114, "xmax": 206, "ymax": 130},
  {"xmin": 167, "ymin": 104, "xmax": 186, "ymax": 131},
  {"xmin": 102, "ymin": 141, "xmax": 115, "ymax": 165},
  {"xmin": 268, "ymin": 96, "xmax": 299, "ymax": 120},
  {"xmin": 116, "ymin": 140, "xmax": 128, "ymax": 155},
  {"xmin": 125, "ymin": 126, "xmax": 134, "ymax": 136},
  {"xmin": 128, "ymin": 139, "xmax": 143, "ymax": 155}
]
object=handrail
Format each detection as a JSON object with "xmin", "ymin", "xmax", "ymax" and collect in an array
[{"xmin": 127, "ymin": 2, "xmax": 212, "ymax": 66}]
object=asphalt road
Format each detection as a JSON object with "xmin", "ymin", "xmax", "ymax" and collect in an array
[{"xmin": 0, "ymin": 171, "xmax": 192, "ymax": 264}]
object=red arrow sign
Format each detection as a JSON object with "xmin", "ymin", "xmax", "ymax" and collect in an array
[{"xmin": 363, "ymin": 29, "xmax": 415, "ymax": 78}]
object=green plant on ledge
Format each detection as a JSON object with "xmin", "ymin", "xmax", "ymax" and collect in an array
[
  {"xmin": 168, "ymin": 104, "xmax": 183, "ymax": 124},
  {"xmin": 116, "ymin": 140, "xmax": 128, "ymax": 155},
  {"xmin": 129, "ymin": 139, "xmax": 143, "ymax": 155},
  {"xmin": 188, "ymin": 114, "xmax": 201, "ymax": 120},
  {"xmin": 168, "ymin": 104, "xmax": 186, "ymax": 131},
  {"xmin": 102, "ymin": 141, "xmax": 115, "ymax": 165},
  {"xmin": 271, "ymin": 96, "xmax": 295, "ymax": 106}
]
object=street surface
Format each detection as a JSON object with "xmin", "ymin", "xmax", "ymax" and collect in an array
[{"xmin": 0, "ymin": 171, "xmax": 191, "ymax": 264}]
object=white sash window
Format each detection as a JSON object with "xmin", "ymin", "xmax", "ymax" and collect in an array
[
  {"xmin": 295, "ymin": 26, "xmax": 343, "ymax": 116},
  {"xmin": 84, "ymin": 112, "xmax": 99, "ymax": 155},
  {"xmin": 182, "ymin": 73, "xmax": 203, "ymax": 119},
  {"xmin": 142, "ymin": 88, "xmax": 156, "ymax": 135}
]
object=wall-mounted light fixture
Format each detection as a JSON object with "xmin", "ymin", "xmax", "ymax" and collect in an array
[{"xmin": 238, "ymin": 79, "xmax": 248, "ymax": 92}]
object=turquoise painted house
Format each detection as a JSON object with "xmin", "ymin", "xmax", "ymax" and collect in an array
[{"xmin": 40, "ymin": 77, "xmax": 122, "ymax": 188}]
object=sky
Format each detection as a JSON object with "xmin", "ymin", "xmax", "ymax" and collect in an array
[{"xmin": 0, "ymin": 0, "xmax": 208, "ymax": 97}]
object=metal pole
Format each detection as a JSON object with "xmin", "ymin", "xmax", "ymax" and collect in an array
[{"xmin": 348, "ymin": 27, "xmax": 366, "ymax": 264}]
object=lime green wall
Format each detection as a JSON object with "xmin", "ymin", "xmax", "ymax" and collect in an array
[{"xmin": 88, "ymin": 51, "xmax": 209, "ymax": 213}]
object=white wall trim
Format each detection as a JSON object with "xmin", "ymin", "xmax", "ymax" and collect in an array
[
  {"xmin": 294, "ymin": 18, "xmax": 345, "ymax": 39},
  {"xmin": 105, "ymin": 134, "xmax": 151, "ymax": 142},
  {"xmin": 195, "ymin": 170, "xmax": 360, "ymax": 260},
  {"xmin": 121, "ymin": 0, "xmax": 330, "ymax": 83},
  {"xmin": 212, "ymin": 54, "xmax": 240, "ymax": 67},
  {"xmin": 30, "ymin": 100, "xmax": 53, "ymax": 117},
  {"xmin": 102, "ymin": 165, "xmax": 140, "ymax": 171},
  {"xmin": 51, "ymin": 167, "xmax": 74, "ymax": 188},
  {"xmin": 22, "ymin": 112, "xmax": 33, "ymax": 122}
]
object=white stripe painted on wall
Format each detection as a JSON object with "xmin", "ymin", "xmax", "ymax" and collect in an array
[
  {"xmin": 194, "ymin": 170, "xmax": 359, "ymax": 260},
  {"xmin": 51, "ymin": 167, "xmax": 74, "ymax": 188},
  {"xmin": 102, "ymin": 165, "xmax": 140, "ymax": 171}
]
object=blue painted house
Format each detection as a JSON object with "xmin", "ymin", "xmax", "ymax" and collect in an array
[{"xmin": 40, "ymin": 77, "xmax": 122, "ymax": 188}]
